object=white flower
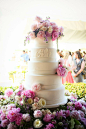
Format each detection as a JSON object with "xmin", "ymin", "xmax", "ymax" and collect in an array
[
  {"xmin": 48, "ymin": 26, "xmax": 53, "ymax": 33},
  {"xmin": 38, "ymin": 98, "xmax": 46, "ymax": 107},
  {"xmin": 27, "ymin": 98, "xmax": 33, "ymax": 104},
  {"xmin": 33, "ymin": 119, "xmax": 43, "ymax": 128},
  {"xmin": 15, "ymin": 95, "xmax": 21, "ymax": 102},
  {"xmin": 67, "ymin": 102, "xmax": 73, "ymax": 106},
  {"xmin": 40, "ymin": 26, "xmax": 47, "ymax": 31}
]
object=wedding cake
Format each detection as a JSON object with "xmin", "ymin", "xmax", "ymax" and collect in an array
[{"xmin": 24, "ymin": 16, "xmax": 67, "ymax": 108}]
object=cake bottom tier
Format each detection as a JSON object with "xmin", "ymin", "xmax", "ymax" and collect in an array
[{"xmin": 25, "ymin": 73, "xmax": 67, "ymax": 108}]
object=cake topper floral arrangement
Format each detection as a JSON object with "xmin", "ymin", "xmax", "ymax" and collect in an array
[{"xmin": 24, "ymin": 16, "xmax": 64, "ymax": 45}]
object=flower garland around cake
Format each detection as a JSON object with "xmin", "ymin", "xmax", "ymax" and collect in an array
[{"xmin": 24, "ymin": 16, "xmax": 64, "ymax": 45}]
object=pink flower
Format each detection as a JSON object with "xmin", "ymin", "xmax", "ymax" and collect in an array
[
  {"xmin": 52, "ymin": 25, "xmax": 59, "ymax": 32},
  {"xmin": 57, "ymin": 65, "xmax": 67, "ymax": 77},
  {"xmin": 52, "ymin": 31, "xmax": 59, "ymax": 41},
  {"xmin": 37, "ymin": 31, "xmax": 45, "ymax": 39},
  {"xmin": 5, "ymin": 89, "xmax": 13, "ymax": 97},
  {"xmin": 21, "ymin": 90, "xmax": 35, "ymax": 99},
  {"xmin": 7, "ymin": 104, "xmax": 16, "ymax": 111},
  {"xmin": 42, "ymin": 21, "xmax": 50, "ymax": 27},
  {"xmin": 59, "ymin": 26, "xmax": 64, "ymax": 33},
  {"xmin": 19, "ymin": 84, "xmax": 24, "ymax": 91},
  {"xmin": 50, "ymin": 22, "xmax": 56, "ymax": 26},
  {"xmin": 0, "ymin": 113, "xmax": 6, "ymax": 121},
  {"xmin": 34, "ymin": 97, "xmax": 39, "ymax": 103},
  {"xmin": 34, "ymin": 110, "xmax": 42, "ymax": 118},
  {"xmin": 35, "ymin": 16, "xmax": 42, "ymax": 23},
  {"xmin": 22, "ymin": 114, "xmax": 31, "ymax": 122},
  {"xmin": 44, "ymin": 123, "xmax": 54, "ymax": 129},
  {"xmin": 1, "ymin": 119, "xmax": 9, "ymax": 128},
  {"xmin": 78, "ymin": 110, "xmax": 85, "ymax": 118},
  {"xmin": 32, "ymin": 83, "xmax": 41, "ymax": 92},
  {"xmin": 31, "ymin": 24, "xmax": 38, "ymax": 31},
  {"xmin": 7, "ymin": 123, "xmax": 17, "ymax": 129},
  {"xmin": 30, "ymin": 32, "xmax": 36, "ymax": 39},
  {"xmin": 75, "ymin": 101, "xmax": 82, "ymax": 110}
]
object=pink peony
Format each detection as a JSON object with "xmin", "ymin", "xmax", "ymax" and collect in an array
[
  {"xmin": 35, "ymin": 16, "xmax": 42, "ymax": 23},
  {"xmin": 5, "ymin": 88, "xmax": 13, "ymax": 97},
  {"xmin": 56, "ymin": 65, "xmax": 67, "ymax": 77},
  {"xmin": 1, "ymin": 119, "xmax": 9, "ymax": 128},
  {"xmin": 22, "ymin": 114, "xmax": 31, "ymax": 122},
  {"xmin": 52, "ymin": 31, "xmax": 59, "ymax": 41},
  {"xmin": 32, "ymin": 83, "xmax": 41, "ymax": 92},
  {"xmin": 34, "ymin": 110, "xmax": 42, "ymax": 118},
  {"xmin": 0, "ymin": 113, "xmax": 6, "ymax": 121},
  {"xmin": 44, "ymin": 123, "xmax": 54, "ymax": 129},
  {"xmin": 42, "ymin": 21, "xmax": 50, "ymax": 27},
  {"xmin": 7, "ymin": 123, "xmax": 17, "ymax": 129},
  {"xmin": 30, "ymin": 32, "xmax": 36, "ymax": 39},
  {"xmin": 50, "ymin": 22, "xmax": 56, "ymax": 26},
  {"xmin": 21, "ymin": 90, "xmax": 35, "ymax": 99},
  {"xmin": 31, "ymin": 24, "xmax": 38, "ymax": 31},
  {"xmin": 37, "ymin": 31, "xmax": 45, "ymax": 39},
  {"xmin": 19, "ymin": 84, "xmax": 24, "ymax": 91}
]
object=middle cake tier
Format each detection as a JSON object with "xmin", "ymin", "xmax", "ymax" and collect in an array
[{"xmin": 28, "ymin": 62, "xmax": 58, "ymax": 75}]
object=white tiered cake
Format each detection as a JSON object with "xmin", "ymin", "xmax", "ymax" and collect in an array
[{"xmin": 25, "ymin": 38, "xmax": 67, "ymax": 108}]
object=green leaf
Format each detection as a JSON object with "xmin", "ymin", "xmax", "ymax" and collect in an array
[{"xmin": 70, "ymin": 118, "xmax": 75, "ymax": 129}]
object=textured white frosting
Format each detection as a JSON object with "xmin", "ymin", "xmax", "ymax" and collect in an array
[
  {"xmin": 28, "ymin": 62, "xmax": 58, "ymax": 75},
  {"xmin": 30, "ymin": 48, "xmax": 56, "ymax": 62},
  {"xmin": 32, "ymin": 37, "xmax": 53, "ymax": 48}
]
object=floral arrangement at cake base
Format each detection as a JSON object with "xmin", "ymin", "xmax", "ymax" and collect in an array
[{"xmin": 0, "ymin": 85, "xmax": 86, "ymax": 129}]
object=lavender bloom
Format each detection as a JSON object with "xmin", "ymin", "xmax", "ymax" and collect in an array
[
  {"xmin": 71, "ymin": 110, "xmax": 80, "ymax": 120},
  {"xmin": 44, "ymin": 123, "xmax": 54, "ymax": 129},
  {"xmin": 80, "ymin": 117, "xmax": 86, "ymax": 126}
]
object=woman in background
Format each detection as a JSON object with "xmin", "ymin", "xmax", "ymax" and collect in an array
[
  {"xmin": 72, "ymin": 51, "xmax": 85, "ymax": 83},
  {"xmin": 62, "ymin": 51, "xmax": 74, "ymax": 84}
]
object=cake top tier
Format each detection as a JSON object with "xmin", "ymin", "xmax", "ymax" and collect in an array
[{"xmin": 24, "ymin": 16, "xmax": 64, "ymax": 46}]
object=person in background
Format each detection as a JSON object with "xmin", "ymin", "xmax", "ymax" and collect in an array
[
  {"xmin": 21, "ymin": 50, "xmax": 30, "ymax": 62},
  {"xmin": 62, "ymin": 51, "xmax": 74, "ymax": 84},
  {"xmin": 68, "ymin": 51, "xmax": 72, "ymax": 65},
  {"xmin": 72, "ymin": 51, "xmax": 85, "ymax": 83}
]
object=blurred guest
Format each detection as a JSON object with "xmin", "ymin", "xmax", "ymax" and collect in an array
[
  {"xmin": 21, "ymin": 50, "xmax": 30, "ymax": 62},
  {"xmin": 62, "ymin": 51, "xmax": 74, "ymax": 84},
  {"xmin": 72, "ymin": 51, "xmax": 85, "ymax": 83}
]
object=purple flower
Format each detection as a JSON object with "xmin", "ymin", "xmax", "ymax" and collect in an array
[
  {"xmin": 56, "ymin": 110, "xmax": 64, "ymax": 120},
  {"xmin": 1, "ymin": 119, "xmax": 9, "ymax": 127},
  {"xmin": 75, "ymin": 101, "xmax": 82, "ymax": 110},
  {"xmin": 44, "ymin": 123, "xmax": 54, "ymax": 129},
  {"xmin": 46, "ymin": 31, "xmax": 51, "ymax": 37},
  {"xmin": 78, "ymin": 110, "xmax": 85, "ymax": 118},
  {"xmin": 43, "ymin": 114, "xmax": 54, "ymax": 122},
  {"xmin": 80, "ymin": 117, "xmax": 86, "ymax": 126},
  {"xmin": 7, "ymin": 123, "xmax": 17, "ymax": 129},
  {"xmin": 71, "ymin": 110, "xmax": 80, "ymax": 120}
]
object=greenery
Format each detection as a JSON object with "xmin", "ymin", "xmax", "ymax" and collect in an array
[{"xmin": 64, "ymin": 83, "xmax": 86, "ymax": 99}]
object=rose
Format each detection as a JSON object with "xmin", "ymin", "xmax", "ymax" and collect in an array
[
  {"xmin": 31, "ymin": 24, "xmax": 38, "ymax": 31},
  {"xmin": 22, "ymin": 114, "xmax": 31, "ymax": 122},
  {"xmin": 52, "ymin": 25, "xmax": 59, "ymax": 32},
  {"xmin": 52, "ymin": 31, "xmax": 59, "ymax": 41},
  {"xmin": 37, "ymin": 31, "xmax": 45, "ymax": 39},
  {"xmin": 33, "ymin": 119, "xmax": 43, "ymax": 128},
  {"xmin": 19, "ymin": 84, "xmax": 24, "ymax": 91},
  {"xmin": 30, "ymin": 32, "xmax": 36, "ymax": 39},
  {"xmin": 32, "ymin": 83, "xmax": 41, "ymax": 92},
  {"xmin": 35, "ymin": 16, "xmax": 42, "ymax": 23},
  {"xmin": 56, "ymin": 65, "xmax": 67, "ymax": 77},
  {"xmin": 40, "ymin": 26, "xmax": 47, "ymax": 31},
  {"xmin": 38, "ymin": 98, "xmax": 46, "ymax": 107},
  {"xmin": 34, "ymin": 110, "xmax": 42, "ymax": 118},
  {"xmin": 27, "ymin": 98, "xmax": 33, "ymax": 104}
]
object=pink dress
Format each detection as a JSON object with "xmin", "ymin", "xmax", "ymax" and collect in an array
[{"xmin": 62, "ymin": 59, "xmax": 74, "ymax": 84}]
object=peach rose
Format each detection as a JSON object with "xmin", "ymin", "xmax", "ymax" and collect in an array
[
  {"xmin": 31, "ymin": 24, "xmax": 38, "ymax": 31},
  {"xmin": 37, "ymin": 31, "xmax": 45, "ymax": 39}
]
